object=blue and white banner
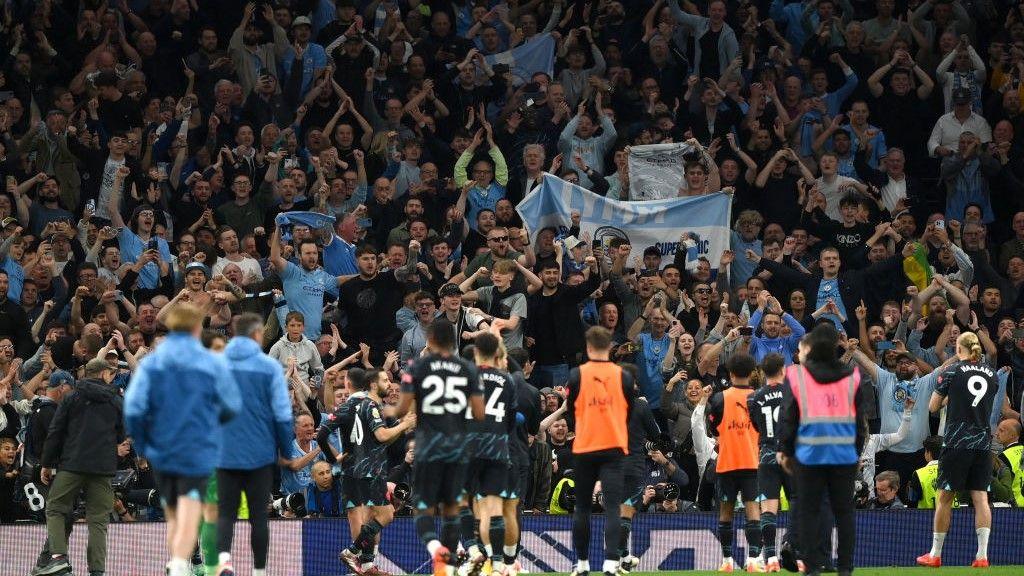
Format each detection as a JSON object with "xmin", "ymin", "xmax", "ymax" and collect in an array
[
  {"xmin": 628, "ymin": 142, "xmax": 697, "ymax": 200},
  {"xmin": 485, "ymin": 33, "xmax": 555, "ymax": 86},
  {"xmin": 516, "ymin": 174, "xmax": 732, "ymax": 271}
]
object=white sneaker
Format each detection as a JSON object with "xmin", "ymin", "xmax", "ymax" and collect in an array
[
  {"xmin": 617, "ymin": 555, "xmax": 639, "ymax": 575},
  {"xmin": 744, "ymin": 557, "xmax": 765, "ymax": 573}
]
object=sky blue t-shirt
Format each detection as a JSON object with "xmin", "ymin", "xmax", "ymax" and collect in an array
[
  {"xmin": 280, "ymin": 439, "xmax": 328, "ymax": 495},
  {"xmin": 281, "ymin": 261, "xmax": 339, "ymax": 339},
  {"xmin": 816, "ymin": 278, "xmax": 847, "ymax": 331},
  {"xmin": 118, "ymin": 228, "xmax": 172, "ymax": 289},
  {"xmin": 637, "ymin": 332, "xmax": 671, "ymax": 409},
  {"xmin": 323, "ymin": 235, "xmax": 357, "ymax": 276},
  {"xmin": 873, "ymin": 366, "xmax": 939, "ymax": 453},
  {"xmin": 2, "ymin": 257, "xmax": 24, "ymax": 303}
]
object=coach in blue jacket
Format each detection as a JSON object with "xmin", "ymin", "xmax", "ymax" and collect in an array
[
  {"xmin": 124, "ymin": 303, "xmax": 241, "ymax": 576},
  {"xmin": 215, "ymin": 312, "xmax": 294, "ymax": 576}
]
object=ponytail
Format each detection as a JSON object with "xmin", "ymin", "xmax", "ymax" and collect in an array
[{"xmin": 956, "ymin": 332, "xmax": 984, "ymax": 363}]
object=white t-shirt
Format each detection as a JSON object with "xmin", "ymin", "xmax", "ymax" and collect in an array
[{"xmin": 212, "ymin": 254, "xmax": 264, "ymax": 282}]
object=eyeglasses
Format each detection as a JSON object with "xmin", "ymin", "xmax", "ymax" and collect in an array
[
  {"xmin": 695, "ymin": 288, "xmax": 712, "ymax": 294},
  {"xmin": 416, "ymin": 302, "xmax": 435, "ymax": 308},
  {"xmin": 0, "ymin": 345, "xmax": 13, "ymax": 351},
  {"xmin": 488, "ymin": 236, "xmax": 509, "ymax": 243},
  {"xmin": 234, "ymin": 181, "xmax": 252, "ymax": 187}
]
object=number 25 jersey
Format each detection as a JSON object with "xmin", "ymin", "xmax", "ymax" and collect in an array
[{"xmin": 402, "ymin": 353, "xmax": 484, "ymax": 463}]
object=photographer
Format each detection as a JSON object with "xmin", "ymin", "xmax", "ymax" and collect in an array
[
  {"xmin": 34, "ymin": 358, "xmax": 124, "ymax": 576},
  {"xmin": 868, "ymin": 471, "xmax": 907, "ymax": 510},
  {"xmin": 637, "ymin": 446, "xmax": 688, "ymax": 514}
]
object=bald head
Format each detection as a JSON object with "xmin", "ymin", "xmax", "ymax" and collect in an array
[{"xmin": 997, "ymin": 419, "xmax": 1022, "ymax": 445}]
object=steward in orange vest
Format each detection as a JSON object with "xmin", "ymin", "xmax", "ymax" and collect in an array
[
  {"xmin": 565, "ymin": 327, "xmax": 636, "ymax": 576},
  {"xmin": 707, "ymin": 352, "xmax": 762, "ymax": 572}
]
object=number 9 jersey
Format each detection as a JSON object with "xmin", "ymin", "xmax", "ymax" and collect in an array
[
  {"xmin": 935, "ymin": 360, "xmax": 998, "ymax": 451},
  {"xmin": 402, "ymin": 353, "xmax": 484, "ymax": 463}
]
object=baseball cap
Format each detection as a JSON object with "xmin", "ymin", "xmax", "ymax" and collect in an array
[
  {"xmin": 84, "ymin": 357, "xmax": 113, "ymax": 376},
  {"xmin": 438, "ymin": 283, "xmax": 463, "ymax": 298},
  {"xmin": 292, "ymin": 15, "xmax": 312, "ymax": 28},
  {"xmin": 48, "ymin": 370, "xmax": 75, "ymax": 389},
  {"xmin": 105, "ymin": 348, "xmax": 120, "ymax": 359},
  {"xmin": 562, "ymin": 235, "xmax": 585, "ymax": 249},
  {"xmin": 892, "ymin": 350, "xmax": 915, "ymax": 363},
  {"xmin": 952, "ymin": 87, "xmax": 972, "ymax": 105},
  {"xmin": 1, "ymin": 217, "xmax": 18, "ymax": 228},
  {"xmin": 538, "ymin": 387, "xmax": 554, "ymax": 395},
  {"xmin": 184, "ymin": 261, "xmax": 211, "ymax": 279}
]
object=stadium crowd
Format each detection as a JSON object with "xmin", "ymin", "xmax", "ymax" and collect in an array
[{"xmin": 1, "ymin": 0, "xmax": 1024, "ymax": 572}]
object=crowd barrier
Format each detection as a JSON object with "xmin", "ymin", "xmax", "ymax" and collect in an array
[{"xmin": 3, "ymin": 510, "xmax": 1023, "ymax": 575}]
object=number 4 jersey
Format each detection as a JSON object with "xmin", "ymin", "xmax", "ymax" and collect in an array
[
  {"xmin": 402, "ymin": 353, "xmax": 484, "ymax": 463},
  {"xmin": 467, "ymin": 366, "xmax": 518, "ymax": 462},
  {"xmin": 935, "ymin": 360, "xmax": 998, "ymax": 450}
]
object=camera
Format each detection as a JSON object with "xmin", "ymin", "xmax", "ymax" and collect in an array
[
  {"xmin": 739, "ymin": 326, "xmax": 754, "ymax": 336},
  {"xmin": 272, "ymin": 492, "xmax": 307, "ymax": 517},
  {"xmin": 649, "ymin": 482, "xmax": 680, "ymax": 504},
  {"xmin": 148, "ymin": 238, "xmax": 159, "ymax": 251},
  {"xmin": 111, "ymin": 469, "xmax": 160, "ymax": 515},
  {"xmin": 645, "ymin": 439, "xmax": 676, "ymax": 459},
  {"xmin": 854, "ymin": 479, "xmax": 871, "ymax": 509}
]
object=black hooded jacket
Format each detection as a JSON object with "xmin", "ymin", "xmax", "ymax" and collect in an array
[
  {"xmin": 41, "ymin": 378, "xmax": 125, "ymax": 476},
  {"xmin": 777, "ymin": 360, "xmax": 872, "ymax": 460}
]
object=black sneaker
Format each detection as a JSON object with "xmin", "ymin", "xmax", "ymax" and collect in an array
[
  {"xmin": 779, "ymin": 541, "xmax": 798, "ymax": 573},
  {"xmin": 34, "ymin": 556, "xmax": 71, "ymax": 576}
]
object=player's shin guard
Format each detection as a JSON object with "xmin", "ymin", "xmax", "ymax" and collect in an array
[
  {"xmin": 617, "ymin": 517, "xmax": 632, "ymax": 558},
  {"xmin": 744, "ymin": 520, "xmax": 761, "ymax": 558},
  {"xmin": 761, "ymin": 512, "xmax": 778, "ymax": 558},
  {"xmin": 355, "ymin": 519, "xmax": 383, "ymax": 553},
  {"xmin": 417, "ymin": 515, "xmax": 440, "ymax": 546},
  {"xmin": 459, "ymin": 507, "xmax": 480, "ymax": 552},
  {"xmin": 442, "ymin": 516, "xmax": 461, "ymax": 565},
  {"xmin": 200, "ymin": 521, "xmax": 218, "ymax": 575},
  {"xmin": 489, "ymin": 517, "xmax": 506, "ymax": 563},
  {"xmin": 718, "ymin": 521, "xmax": 734, "ymax": 559}
]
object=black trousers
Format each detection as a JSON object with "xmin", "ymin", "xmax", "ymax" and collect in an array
[
  {"xmin": 217, "ymin": 465, "xmax": 274, "ymax": 569},
  {"xmin": 572, "ymin": 451, "xmax": 625, "ymax": 562},
  {"xmin": 794, "ymin": 463, "xmax": 856, "ymax": 573}
]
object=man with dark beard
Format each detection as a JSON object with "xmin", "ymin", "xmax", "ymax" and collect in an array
[{"xmin": 228, "ymin": 2, "xmax": 289, "ymax": 97}]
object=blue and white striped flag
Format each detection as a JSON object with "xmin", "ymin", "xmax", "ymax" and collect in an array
[
  {"xmin": 516, "ymin": 174, "xmax": 733, "ymax": 272},
  {"xmin": 485, "ymin": 33, "xmax": 555, "ymax": 85}
]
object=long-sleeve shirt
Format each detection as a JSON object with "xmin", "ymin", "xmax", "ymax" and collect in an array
[
  {"xmin": 860, "ymin": 407, "xmax": 913, "ymax": 497},
  {"xmin": 666, "ymin": 4, "xmax": 739, "ymax": 78},
  {"xmin": 453, "ymin": 146, "xmax": 509, "ymax": 229},
  {"xmin": 558, "ymin": 115, "xmax": 618, "ymax": 189},
  {"xmin": 558, "ymin": 44, "xmax": 607, "ymax": 108},
  {"xmin": 927, "ymin": 112, "xmax": 992, "ymax": 157},
  {"xmin": 747, "ymin": 309, "xmax": 807, "ymax": 364},
  {"xmin": 798, "ymin": 70, "xmax": 859, "ymax": 157}
]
